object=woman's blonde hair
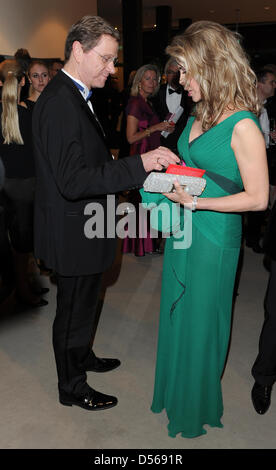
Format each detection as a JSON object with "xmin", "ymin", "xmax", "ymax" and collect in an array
[
  {"xmin": 0, "ymin": 59, "xmax": 25, "ymax": 144},
  {"xmin": 166, "ymin": 21, "xmax": 260, "ymax": 131},
  {"xmin": 131, "ymin": 64, "xmax": 161, "ymax": 97}
]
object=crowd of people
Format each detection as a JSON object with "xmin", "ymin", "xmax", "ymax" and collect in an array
[{"xmin": 0, "ymin": 14, "xmax": 276, "ymax": 439}]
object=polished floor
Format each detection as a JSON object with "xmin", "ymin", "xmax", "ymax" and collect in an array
[{"xmin": 0, "ymin": 241, "xmax": 275, "ymax": 449}]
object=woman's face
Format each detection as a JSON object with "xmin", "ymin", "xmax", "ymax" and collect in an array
[
  {"xmin": 178, "ymin": 66, "xmax": 201, "ymax": 102},
  {"xmin": 139, "ymin": 70, "xmax": 158, "ymax": 97},
  {"xmin": 29, "ymin": 64, "xmax": 50, "ymax": 94}
]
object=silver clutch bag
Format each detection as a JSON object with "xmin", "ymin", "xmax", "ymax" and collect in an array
[{"xmin": 143, "ymin": 172, "xmax": 206, "ymax": 196}]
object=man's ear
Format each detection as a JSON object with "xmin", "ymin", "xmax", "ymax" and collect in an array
[
  {"xmin": 72, "ymin": 41, "xmax": 83, "ymax": 64},
  {"xmin": 0, "ymin": 80, "xmax": 3, "ymax": 86}
]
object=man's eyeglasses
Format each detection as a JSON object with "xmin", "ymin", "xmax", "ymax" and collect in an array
[{"xmin": 92, "ymin": 49, "xmax": 118, "ymax": 67}]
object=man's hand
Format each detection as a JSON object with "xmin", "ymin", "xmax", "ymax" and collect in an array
[{"xmin": 141, "ymin": 146, "xmax": 180, "ymax": 172}]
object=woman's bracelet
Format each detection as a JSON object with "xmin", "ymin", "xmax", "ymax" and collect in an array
[
  {"xmin": 191, "ymin": 196, "xmax": 198, "ymax": 211},
  {"xmin": 145, "ymin": 128, "xmax": 151, "ymax": 137}
]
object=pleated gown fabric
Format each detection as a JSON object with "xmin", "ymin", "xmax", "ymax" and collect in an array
[{"xmin": 141, "ymin": 111, "xmax": 259, "ymax": 438}]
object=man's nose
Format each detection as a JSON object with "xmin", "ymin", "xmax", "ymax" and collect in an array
[{"xmin": 107, "ymin": 62, "xmax": 116, "ymax": 74}]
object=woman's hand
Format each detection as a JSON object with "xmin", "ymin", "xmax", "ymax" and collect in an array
[
  {"xmin": 127, "ymin": 115, "xmax": 175, "ymax": 145},
  {"xmin": 153, "ymin": 121, "xmax": 175, "ymax": 134},
  {"xmin": 164, "ymin": 180, "xmax": 193, "ymax": 207}
]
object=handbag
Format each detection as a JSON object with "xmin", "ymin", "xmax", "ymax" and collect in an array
[{"xmin": 143, "ymin": 172, "xmax": 206, "ymax": 196}]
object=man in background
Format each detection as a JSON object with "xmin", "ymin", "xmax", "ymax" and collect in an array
[
  {"xmin": 152, "ymin": 58, "xmax": 192, "ymax": 154},
  {"xmin": 245, "ymin": 68, "xmax": 276, "ymax": 253},
  {"xmin": 49, "ymin": 59, "xmax": 64, "ymax": 79}
]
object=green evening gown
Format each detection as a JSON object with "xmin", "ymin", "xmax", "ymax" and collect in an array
[{"xmin": 140, "ymin": 111, "xmax": 260, "ymax": 438}]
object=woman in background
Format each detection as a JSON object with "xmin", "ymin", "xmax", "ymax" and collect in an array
[
  {"xmin": 20, "ymin": 59, "xmax": 52, "ymax": 278},
  {"xmin": 21, "ymin": 60, "xmax": 50, "ymax": 111},
  {"xmin": 0, "ymin": 59, "xmax": 47, "ymax": 307},
  {"xmin": 122, "ymin": 64, "xmax": 174, "ymax": 256}
]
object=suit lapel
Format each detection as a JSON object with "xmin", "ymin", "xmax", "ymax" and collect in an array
[
  {"xmin": 80, "ymin": 99, "xmax": 107, "ymax": 139},
  {"xmin": 59, "ymin": 71, "xmax": 108, "ymax": 145},
  {"xmin": 161, "ymin": 85, "xmax": 169, "ymax": 115}
]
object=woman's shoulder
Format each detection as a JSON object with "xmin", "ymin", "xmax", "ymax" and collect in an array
[
  {"xmin": 18, "ymin": 103, "xmax": 32, "ymax": 117},
  {"xmin": 231, "ymin": 112, "xmax": 263, "ymax": 148},
  {"xmin": 21, "ymin": 99, "xmax": 36, "ymax": 111},
  {"xmin": 233, "ymin": 109, "xmax": 258, "ymax": 120},
  {"xmin": 217, "ymin": 110, "xmax": 259, "ymax": 133},
  {"xmin": 230, "ymin": 110, "xmax": 260, "ymax": 132},
  {"xmin": 19, "ymin": 101, "xmax": 28, "ymax": 109},
  {"xmin": 227, "ymin": 109, "xmax": 258, "ymax": 123},
  {"xmin": 128, "ymin": 95, "xmax": 140, "ymax": 104},
  {"xmin": 126, "ymin": 95, "xmax": 144, "ymax": 117}
]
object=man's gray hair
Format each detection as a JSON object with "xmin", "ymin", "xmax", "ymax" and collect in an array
[{"xmin": 64, "ymin": 15, "xmax": 120, "ymax": 62}]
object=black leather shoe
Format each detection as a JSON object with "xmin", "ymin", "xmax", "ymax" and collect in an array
[
  {"xmin": 252, "ymin": 243, "xmax": 264, "ymax": 254},
  {"xmin": 251, "ymin": 382, "xmax": 273, "ymax": 414},
  {"xmin": 85, "ymin": 357, "xmax": 121, "ymax": 373},
  {"xmin": 59, "ymin": 387, "xmax": 118, "ymax": 411}
]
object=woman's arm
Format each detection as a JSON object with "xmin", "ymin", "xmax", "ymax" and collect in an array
[
  {"xmin": 165, "ymin": 118, "xmax": 269, "ymax": 212},
  {"xmin": 126, "ymin": 114, "xmax": 174, "ymax": 145}
]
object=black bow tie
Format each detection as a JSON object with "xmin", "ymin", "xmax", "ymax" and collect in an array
[{"xmin": 168, "ymin": 87, "xmax": 182, "ymax": 95}]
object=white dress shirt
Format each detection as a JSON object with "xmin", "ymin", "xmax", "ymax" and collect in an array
[
  {"xmin": 259, "ymin": 100, "xmax": 270, "ymax": 148},
  {"xmin": 166, "ymin": 84, "xmax": 182, "ymax": 114},
  {"xmin": 61, "ymin": 69, "xmax": 94, "ymax": 113}
]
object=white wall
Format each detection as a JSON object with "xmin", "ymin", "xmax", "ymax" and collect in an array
[{"xmin": 0, "ymin": 0, "xmax": 97, "ymax": 58}]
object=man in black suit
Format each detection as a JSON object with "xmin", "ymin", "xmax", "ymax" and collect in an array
[
  {"xmin": 245, "ymin": 68, "xmax": 276, "ymax": 253},
  {"xmin": 152, "ymin": 58, "xmax": 192, "ymax": 154},
  {"xmin": 251, "ymin": 200, "xmax": 276, "ymax": 414},
  {"xmin": 32, "ymin": 15, "xmax": 178, "ymax": 411}
]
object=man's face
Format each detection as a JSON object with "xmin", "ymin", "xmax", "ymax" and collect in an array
[
  {"xmin": 50, "ymin": 61, "xmax": 63, "ymax": 78},
  {"xmin": 78, "ymin": 34, "xmax": 118, "ymax": 89},
  {"xmin": 259, "ymin": 72, "xmax": 276, "ymax": 100},
  {"xmin": 166, "ymin": 64, "xmax": 180, "ymax": 88}
]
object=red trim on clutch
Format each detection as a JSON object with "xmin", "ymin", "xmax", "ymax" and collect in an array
[{"xmin": 166, "ymin": 165, "xmax": 206, "ymax": 178}]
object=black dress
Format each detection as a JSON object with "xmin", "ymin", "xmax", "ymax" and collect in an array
[
  {"xmin": 22, "ymin": 99, "xmax": 36, "ymax": 113},
  {"xmin": 0, "ymin": 104, "xmax": 35, "ymax": 253}
]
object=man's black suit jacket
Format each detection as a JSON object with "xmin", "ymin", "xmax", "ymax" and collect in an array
[
  {"xmin": 152, "ymin": 84, "xmax": 192, "ymax": 154},
  {"xmin": 32, "ymin": 71, "xmax": 147, "ymax": 276}
]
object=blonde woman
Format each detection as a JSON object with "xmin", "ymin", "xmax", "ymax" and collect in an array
[
  {"xmin": 0, "ymin": 59, "xmax": 47, "ymax": 307},
  {"xmin": 123, "ymin": 64, "xmax": 174, "ymax": 256},
  {"xmin": 126, "ymin": 64, "xmax": 174, "ymax": 153},
  {"xmin": 141, "ymin": 21, "xmax": 269, "ymax": 437}
]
